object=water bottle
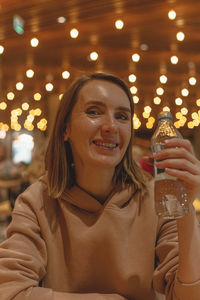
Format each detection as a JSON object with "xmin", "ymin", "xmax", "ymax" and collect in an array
[{"xmin": 151, "ymin": 111, "xmax": 189, "ymax": 219}]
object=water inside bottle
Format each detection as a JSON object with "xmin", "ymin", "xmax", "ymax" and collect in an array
[{"xmin": 155, "ymin": 179, "xmax": 189, "ymax": 219}]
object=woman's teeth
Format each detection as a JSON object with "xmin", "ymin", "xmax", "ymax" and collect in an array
[{"xmin": 93, "ymin": 141, "xmax": 117, "ymax": 148}]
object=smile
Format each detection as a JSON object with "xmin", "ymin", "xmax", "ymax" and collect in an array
[{"xmin": 93, "ymin": 141, "xmax": 118, "ymax": 149}]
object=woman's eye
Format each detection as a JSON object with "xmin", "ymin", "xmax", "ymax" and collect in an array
[
  {"xmin": 86, "ymin": 108, "xmax": 101, "ymax": 116},
  {"xmin": 116, "ymin": 113, "xmax": 129, "ymax": 120}
]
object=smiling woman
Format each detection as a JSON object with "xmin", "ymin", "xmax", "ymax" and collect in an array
[
  {"xmin": 0, "ymin": 72, "xmax": 200, "ymax": 300},
  {"xmin": 46, "ymin": 73, "xmax": 148, "ymax": 199}
]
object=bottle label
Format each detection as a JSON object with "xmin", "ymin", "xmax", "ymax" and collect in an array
[{"xmin": 157, "ymin": 168, "xmax": 165, "ymax": 174}]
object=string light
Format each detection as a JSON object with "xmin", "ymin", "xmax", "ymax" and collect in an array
[
  {"xmin": 153, "ymin": 97, "xmax": 161, "ymax": 105},
  {"xmin": 30, "ymin": 38, "xmax": 39, "ymax": 47},
  {"xmin": 130, "ymin": 86, "xmax": 137, "ymax": 94},
  {"xmin": 176, "ymin": 31, "xmax": 185, "ymax": 41},
  {"xmin": 115, "ymin": 19, "xmax": 124, "ymax": 30},
  {"xmin": 189, "ymin": 77, "xmax": 197, "ymax": 85},
  {"xmin": 159, "ymin": 75, "xmax": 168, "ymax": 84},
  {"xmin": 181, "ymin": 88, "xmax": 189, "ymax": 97},
  {"xmin": 0, "ymin": 45, "xmax": 4, "ymax": 54},
  {"xmin": 181, "ymin": 107, "xmax": 188, "ymax": 115},
  {"xmin": 59, "ymin": 94, "xmax": 63, "ymax": 100},
  {"xmin": 156, "ymin": 87, "xmax": 164, "ymax": 96},
  {"xmin": 175, "ymin": 97, "xmax": 183, "ymax": 105},
  {"xmin": 26, "ymin": 69, "xmax": 34, "ymax": 78},
  {"xmin": 7, "ymin": 92, "xmax": 15, "ymax": 100},
  {"xmin": 129, "ymin": 74, "xmax": 136, "ymax": 83},
  {"xmin": 22, "ymin": 102, "xmax": 29, "ymax": 110},
  {"xmin": 170, "ymin": 55, "xmax": 178, "ymax": 64},
  {"xmin": 89, "ymin": 51, "xmax": 98, "ymax": 61},
  {"xmin": 196, "ymin": 99, "xmax": 200, "ymax": 107},
  {"xmin": 16, "ymin": 82, "xmax": 24, "ymax": 90},
  {"xmin": 133, "ymin": 96, "xmax": 139, "ymax": 103},
  {"xmin": 70, "ymin": 28, "xmax": 79, "ymax": 39},
  {"xmin": 0, "ymin": 102, "xmax": 7, "ymax": 110},
  {"xmin": 45, "ymin": 83, "xmax": 54, "ymax": 91},
  {"xmin": 131, "ymin": 53, "xmax": 140, "ymax": 62},
  {"xmin": 144, "ymin": 106, "xmax": 152, "ymax": 113},
  {"xmin": 57, "ymin": 16, "xmax": 66, "ymax": 24},
  {"xmin": 62, "ymin": 71, "xmax": 70, "ymax": 79},
  {"xmin": 163, "ymin": 106, "xmax": 170, "ymax": 112},
  {"xmin": 34, "ymin": 93, "xmax": 42, "ymax": 101},
  {"xmin": 168, "ymin": 10, "xmax": 176, "ymax": 20}
]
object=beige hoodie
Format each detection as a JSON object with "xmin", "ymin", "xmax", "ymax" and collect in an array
[{"xmin": 0, "ymin": 176, "xmax": 199, "ymax": 300}]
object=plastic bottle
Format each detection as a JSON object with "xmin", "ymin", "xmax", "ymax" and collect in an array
[{"xmin": 151, "ymin": 111, "xmax": 189, "ymax": 219}]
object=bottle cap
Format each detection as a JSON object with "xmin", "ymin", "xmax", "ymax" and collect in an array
[{"xmin": 158, "ymin": 111, "xmax": 173, "ymax": 121}]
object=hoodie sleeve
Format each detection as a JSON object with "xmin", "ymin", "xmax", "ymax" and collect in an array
[
  {"xmin": 153, "ymin": 218, "xmax": 200, "ymax": 300},
  {"xmin": 0, "ymin": 192, "xmax": 126, "ymax": 300}
]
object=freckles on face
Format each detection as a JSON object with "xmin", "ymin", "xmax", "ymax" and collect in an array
[{"xmin": 66, "ymin": 79, "xmax": 132, "ymax": 168}]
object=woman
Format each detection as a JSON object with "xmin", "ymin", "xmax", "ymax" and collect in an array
[{"xmin": 0, "ymin": 72, "xmax": 200, "ymax": 300}]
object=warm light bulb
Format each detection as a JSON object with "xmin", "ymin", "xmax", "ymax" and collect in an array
[
  {"xmin": 62, "ymin": 71, "xmax": 70, "ymax": 79},
  {"xmin": 156, "ymin": 87, "xmax": 164, "ymax": 96},
  {"xmin": 16, "ymin": 82, "xmax": 24, "ymax": 90},
  {"xmin": 70, "ymin": 28, "xmax": 79, "ymax": 39},
  {"xmin": 131, "ymin": 53, "xmax": 140, "ymax": 62},
  {"xmin": 181, "ymin": 107, "xmax": 188, "ymax": 115},
  {"xmin": 130, "ymin": 86, "xmax": 137, "ymax": 94},
  {"xmin": 189, "ymin": 77, "xmax": 197, "ymax": 85},
  {"xmin": 0, "ymin": 45, "xmax": 4, "ymax": 54},
  {"xmin": 34, "ymin": 93, "xmax": 42, "ymax": 101},
  {"xmin": 163, "ymin": 106, "xmax": 170, "ymax": 112},
  {"xmin": 144, "ymin": 106, "xmax": 152, "ymax": 113},
  {"xmin": 7, "ymin": 92, "xmax": 15, "ymax": 100},
  {"xmin": 159, "ymin": 75, "xmax": 168, "ymax": 84},
  {"xmin": 153, "ymin": 97, "xmax": 161, "ymax": 105},
  {"xmin": 45, "ymin": 83, "xmax": 54, "ymax": 91},
  {"xmin": 181, "ymin": 88, "xmax": 189, "ymax": 97},
  {"xmin": 175, "ymin": 97, "xmax": 183, "ymax": 105},
  {"xmin": 170, "ymin": 56, "xmax": 178, "ymax": 64},
  {"xmin": 57, "ymin": 16, "xmax": 66, "ymax": 24},
  {"xmin": 30, "ymin": 38, "xmax": 39, "ymax": 47},
  {"xmin": 128, "ymin": 74, "xmax": 136, "ymax": 83},
  {"xmin": 26, "ymin": 69, "xmax": 34, "ymax": 78},
  {"xmin": 0, "ymin": 102, "xmax": 7, "ymax": 110},
  {"xmin": 176, "ymin": 31, "xmax": 185, "ymax": 41},
  {"xmin": 168, "ymin": 10, "xmax": 176, "ymax": 20},
  {"xmin": 133, "ymin": 96, "xmax": 139, "ymax": 103},
  {"xmin": 89, "ymin": 51, "xmax": 98, "ymax": 61},
  {"xmin": 22, "ymin": 102, "xmax": 29, "ymax": 110},
  {"xmin": 196, "ymin": 99, "xmax": 200, "ymax": 107},
  {"xmin": 59, "ymin": 94, "xmax": 63, "ymax": 100},
  {"xmin": 115, "ymin": 19, "xmax": 124, "ymax": 30}
]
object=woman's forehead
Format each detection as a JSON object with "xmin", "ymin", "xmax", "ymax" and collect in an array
[{"xmin": 77, "ymin": 79, "xmax": 130, "ymax": 105}]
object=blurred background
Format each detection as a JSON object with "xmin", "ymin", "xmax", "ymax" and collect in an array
[{"xmin": 0, "ymin": 0, "xmax": 200, "ymax": 240}]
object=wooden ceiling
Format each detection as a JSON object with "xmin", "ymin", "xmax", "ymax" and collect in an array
[{"xmin": 1, "ymin": 0, "xmax": 200, "ymax": 139}]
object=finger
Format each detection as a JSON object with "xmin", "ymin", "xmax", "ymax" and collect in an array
[
  {"xmin": 156, "ymin": 158, "xmax": 200, "ymax": 176},
  {"xmin": 165, "ymin": 167, "xmax": 200, "ymax": 188},
  {"xmin": 165, "ymin": 138, "xmax": 194, "ymax": 155},
  {"xmin": 154, "ymin": 146, "xmax": 197, "ymax": 165}
]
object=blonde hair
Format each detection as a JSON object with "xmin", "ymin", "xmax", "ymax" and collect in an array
[{"xmin": 45, "ymin": 72, "xmax": 150, "ymax": 198}]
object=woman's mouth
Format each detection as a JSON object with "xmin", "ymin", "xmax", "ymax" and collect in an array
[{"xmin": 93, "ymin": 141, "xmax": 118, "ymax": 149}]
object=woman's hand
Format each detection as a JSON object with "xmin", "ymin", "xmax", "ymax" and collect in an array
[{"xmin": 153, "ymin": 138, "xmax": 200, "ymax": 203}]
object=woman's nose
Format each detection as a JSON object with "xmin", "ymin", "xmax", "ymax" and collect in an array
[{"xmin": 101, "ymin": 115, "xmax": 117, "ymax": 134}]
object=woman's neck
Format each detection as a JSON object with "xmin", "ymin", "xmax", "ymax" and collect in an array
[{"xmin": 75, "ymin": 167, "xmax": 115, "ymax": 204}]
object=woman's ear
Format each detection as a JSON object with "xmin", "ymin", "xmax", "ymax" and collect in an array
[{"xmin": 64, "ymin": 126, "xmax": 70, "ymax": 141}]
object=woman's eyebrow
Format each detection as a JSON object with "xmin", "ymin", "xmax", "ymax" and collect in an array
[{"xmin": 85, "ymin": 100, "xmax": 131, "ymax": 113}]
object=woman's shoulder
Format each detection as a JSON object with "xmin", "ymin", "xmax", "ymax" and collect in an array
[{"xmin": 13, "ymin": 174, "xmax": 49, "ymax": 217}]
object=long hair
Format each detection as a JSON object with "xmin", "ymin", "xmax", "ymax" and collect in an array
[{"xmin": 45, "ymin": 72, "xmax": 150, "ymax": 198}]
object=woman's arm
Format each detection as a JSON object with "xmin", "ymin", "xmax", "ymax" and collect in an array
[
  {"xmin": 0, "ymin": 194, "xmax": 127, "ymax": 300},
  {"xmin": 154, "ymin": 138, "xmax": 200, "ymax": 299}
]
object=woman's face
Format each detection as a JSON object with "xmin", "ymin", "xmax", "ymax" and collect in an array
[{"xmin": 64, "ymin": 79, "xmax": 132, "ymax": 171}]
